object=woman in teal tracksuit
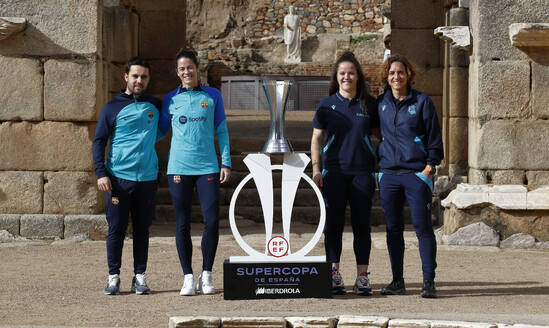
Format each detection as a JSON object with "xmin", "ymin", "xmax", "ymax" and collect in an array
[
  {"xmin": 377, "ymin": 54, "xmax": 443, "ymax": 298},
  {"xmin": 159, "ymin": 49, "xmax": 231, "ymax": 296}
]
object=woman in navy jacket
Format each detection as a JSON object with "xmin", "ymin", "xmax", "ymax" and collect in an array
[
  {"xmin": 377, "ymin": 54, "xmax": 443, "ymax": 298},
  {"xmin": 311, "ymin": 51, "xmax": 378, "ymax": 296}
]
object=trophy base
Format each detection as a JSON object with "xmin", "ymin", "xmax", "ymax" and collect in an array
[{"xmin": 223, "ymin": 260, "xmax": 332, "ymax": 300}]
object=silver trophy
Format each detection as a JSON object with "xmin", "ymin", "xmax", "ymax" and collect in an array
[{"xmin": 261, "ymin": 79, "xmax": 293, "ymax": 153}]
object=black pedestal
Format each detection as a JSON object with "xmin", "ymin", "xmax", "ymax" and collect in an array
[{"xmin": 223, "ymin": 260, "xmax": 332, "ymax": 300}]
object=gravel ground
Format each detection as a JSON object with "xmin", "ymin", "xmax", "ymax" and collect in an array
[{"xmin": 1, "ymin": 222, "xmax": 548, "ymax": 328}]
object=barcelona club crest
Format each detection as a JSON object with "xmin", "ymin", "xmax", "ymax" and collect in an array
[
  {"xmin": 201, "ymin": 101, "xmax": 209, "ymax": 109},
  {"xmin": 111, "ymin": 197, "xmax": 119, "ymax": 205},
  {"xmin": 173, "ymin": 175, "xmax": 181, "ymax": 184},
  {"xmin": 148, "ymin": 110, "xmax": 153, "ymax": 118}
]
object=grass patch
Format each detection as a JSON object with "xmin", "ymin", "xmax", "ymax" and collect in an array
[{"xmin": 350, "ymin": 34, "xmax": 378, "ymax": 44}]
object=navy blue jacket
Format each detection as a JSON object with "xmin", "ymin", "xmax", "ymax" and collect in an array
[
  {"xmin": 376, "ymin": 88, "xmax": 443, "ymax": 173},
  {"xmin": 313, "ymin": 92, "xmax": 378, "ymax": 175},
  {"xmin": 92, "ymin": 91, "xmax": 162, "ymax": 182}
]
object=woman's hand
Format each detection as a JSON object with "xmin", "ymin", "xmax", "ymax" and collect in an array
[
  {"xmin": 312, "ymin": 171, "xmax": 323, "ymax": 189},
  {"xmin": 421, "ymin": 165, "xmax": 433, "ymax": 179},
  {"xmin": 97, "ymin": 176, "xmax": 112, "ymax": 194},
  {"xmin": 220, "ymin": 168, "xmax": 231, "ymax": 184}
]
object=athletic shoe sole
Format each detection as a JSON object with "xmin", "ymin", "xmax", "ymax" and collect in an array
[
  {"xmin": 332, "ymin": 287, "xmax": 347, "ymax": 295},
  {"xmin": 104, "ymin": 289, "xmax": 120, "ymax": 295},
  {"xmin": 354, "ymin": 287, "xmax": 373, "ymax": 296}
]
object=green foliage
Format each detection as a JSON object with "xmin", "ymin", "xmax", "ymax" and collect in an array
[{"xmin": 350, "ymin": 34, "xmax": 378, "ymax": 44}]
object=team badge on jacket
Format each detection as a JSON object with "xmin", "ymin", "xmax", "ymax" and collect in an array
[
  {"xmin": 408, "ymin": 104, "xmax": 417, "ymax": 115},
  {"xmin": 173, "ymin": 175, "xmax": 181, "ymax": 184},
  {"xmin": 111, "ymin": 197, "xmax": 119, "ymax": 205},
  {"xmin": 201, "ymin": 101, "xmax": 209, "ymax": 109},
  {"xmin": 148, "ymin": 110, "xmax": 153, "ymax": 118}
]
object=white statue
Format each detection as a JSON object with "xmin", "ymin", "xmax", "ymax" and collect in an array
[{"xmin": 284, "ymin": 6, "xmax": 301, "ymax": 63}]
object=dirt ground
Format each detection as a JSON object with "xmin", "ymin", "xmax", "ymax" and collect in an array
[{"xmin": 1, "ymin": 222, "xmax": 549, "ymax": 328}]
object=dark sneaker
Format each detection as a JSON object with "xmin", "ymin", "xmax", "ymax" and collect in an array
[
  {"xmin": 104, "ymin": 274, "xmax": 120, "ymax": 295},
  {"xmin": 131, "ymin": 273, "xmax": 151, "ymax": 295},
  {"xmin": 331, "ymin": 268, "xmax": 346, "ymax": 295},
  {"xmin": 353, "ymin": 272, "xmax": 373, "ymax": 296},
  {"xmin": 421, "ymin": 279, "xmax": 437, "ymax": 298},
  {"xmin": 380, "ymin": 278, "xmax": 406, "ymax": 295}
]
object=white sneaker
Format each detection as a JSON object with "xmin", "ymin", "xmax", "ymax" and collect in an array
[
  {"xmin": 180, "ymin": 274, "xmax": 196, "ymax": 296},
  {"xmin": 198, "ymin": 271, "xmax": 215, "ymax": 295}
]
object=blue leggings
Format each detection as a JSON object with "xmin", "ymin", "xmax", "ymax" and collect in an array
[
  {"xmin": 168, "ymin": 173, "xmax": 220, "ymax": 274},
  {"xmin": 105, "ymin": 176, "xmax": 157, "ymax": 275},
  {"xmin": 322, "ymin": 172, "xmax": 375, "ymax": 265},
  {"xmin": 379, "ymin": 172, "xmax": 437, "ymax": 280}
]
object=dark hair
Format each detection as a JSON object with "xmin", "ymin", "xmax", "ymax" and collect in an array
[
  {"xmin": 175, "ymin": 48, "xmax": 199, "ymax": 67},
  {"xmin": 125, "ymin": 56, "xmax": 151, "ymax": 74},
  {"xmin": 329, "ymin": 51, "xmax": 370, "ymax": 113},
  {"xmin": 381, "ymin": 53, "xmax": 416, "ymax": 90}
]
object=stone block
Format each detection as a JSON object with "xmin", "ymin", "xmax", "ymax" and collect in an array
[
  {"xmin": 441, "ymin": 222, "xmax": 500, "ymax": 246},
  {"xmin": 0, "ymin": 171, "xmax": 43, "ymax": 214},
  {"xmin": 44, "ymin": 59, "xmax": 101, "ymax": 121},
  {"xmin": 43, "ymin": 172, "xmax": 104, "ymax": 214},
  {"xmin": 392, "ymin": 29, "xmax": 442, "ymax": 70},
  {"xmin": 64, "ymin": 215, "xmax": 108, "ymax": 240},
  {"xmin": 0, "ymin": 214, "xmax": 20, "ymax": 235},
  {"xmin": 337, "ymin": 315, "xmax": 389, "ymax": 327},
  {"xmin": 526, "ymin": 171, "xmax": 549, "ymax": 187},
  {"xmin": 388, "ymin": 319, "xmax": 430, "ymax": 328},
  {"xmin": 448, "ymin": 117, "xmax": 467, "ymax": 165},
  {"xmin": 221, "ymin": 317, "xmax": 285, "ymax": 328},
  {"xmin": 488, "ymin": 185, "xmax": 527, "ymax": 210},
  {"xmin": 0, "ymin": 121, "xmax": 93, "ymax": 171},
  {"xmin": 103, "ymin": 7, "xmax": 138, "ymax": 63},
  {"xmin": 469, "ymin": 0, "xmax": 548, "ymax": 62},
  {"xmin": 500, "ymin": 233, "xmax": 536, "ymax": 248},
  {"xmin": 532, "ymin": 62, "xmax": 549, "ymax": 119},
  {"xmin": 0, "ymin": 0, "xmax": 100, "ymax": 56},
  {"xmin": 169, "ymin": 316, "xmax": 220, "ymax": 328},
  {"xmin": 441, "ymin": 183, "xmax": 489, "ymax": 209},
  {"xmin": 139, "ymin": 11, "xmax": 186, "ymax": 59},
  {"xmin": 448, "ymin": 67, "xmax": 468, "ymax": 117},
  {"xmin": 0, "ymin": 57, "xmax": 43, "ymax": 121},
  {"xmin": 448, "ymin": 48, "xmax": 469, "ymax": 68},
  {"xmin": 108, "ymin": 63, "xmax": 125, "ymax": 93},
  {"xmin": 391, "ymin": 0, "xmax": 444, "ymax": 29},
  {"xmin": 442, "ymin": 204, "xmax": 549, "ymax": 241},
  {"xmin": 285, "ymin": 316, "xmax": 337, "ymax": 328},
  {"xmin": 413, "ymin": 68, "xmax": 443, "ymax": 96},
  {"xmin": 468, "ymin": 119, "xmax": 549, "ymax": 170},
  {"xmin": 430, "ymin": 321, "xmax": 496, "ymax": 328},
  {"xmin": 527, "ymin": 186, "xmax": 549, "ymax": 210},
  {"xmin": 20, "ymin": 214, "xmax": 64, "ymax": 239},
  {"xmin": 490, "ymin": 170, "xmax": 525, "ymax": 185},
  {"xmin": 148, "ymin": 60, "xmax": 181, "ymax": 95},
  {"xmin": 471, "ymin": 60, "xmax": 530, "ymax": 119}
]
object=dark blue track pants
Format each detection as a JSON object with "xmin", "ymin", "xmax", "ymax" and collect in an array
[
  {"xmin": 168, "ymin": 174, "xmax": 220, "ymax": 274},
  {"xmin": 378, "ymin": 172, "xmax": 437, "ymax": 280},
  {"xmin": 323, "ymin": 172, "xmax": 375, "ymax": 265},
  {"xmin": 105, "ymin": 176, "xmax": 157, "ymax": 275}
]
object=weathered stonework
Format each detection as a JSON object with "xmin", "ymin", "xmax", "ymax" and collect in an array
[
  {"xmin": 0, "ymin": 121, "xmax": 94, "ymax": 171},
  {"xmin": 0, "ymin": 171, "xmax": 43, "ymax": 214},
  {"xmin": 44, "ymin": 59, "xmax": 102, "ymax": 121},
  {"xmin": 0, "ymin": 214, "xmax": 20, "ymax": 235},
  {"xmin": 139, "ymin": 10, "xmax": 185, "ymax": 60},
  {"xmin": 0, "ymin": 57, "xmax": 43, "ymax": 121},
  {"xmin": 0, "ymin": 0, "xmax": 101, "ymax": 56},
  {"xmin": 532, "ymin": 62, "xmax": 549, "ymax": 119},
  {"xmin": 20, "ymin": 214, "xmax": 64, "ymax": 239},
  {"xmin": 43, "ymin": 172, "xmax": 104, "ymax": 214},
  {"xmin": 102, "ymin": 6, "xmax": 138, "ymax": 63},
  {"xmin": 442, "ymin": 205, "xmax": 549, "ymax": 242},
  {"xmin": 468, "ymin": 120, "xmax": 549, "ymax": 170},
  {"xmin": 64, "ymin": 215, "xmax": 108, "ymax": 240}
]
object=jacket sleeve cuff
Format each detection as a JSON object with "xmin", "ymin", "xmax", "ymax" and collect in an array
[{"xmin": 221, "ymin": 164, "xmax": 231, "ymax": 169}]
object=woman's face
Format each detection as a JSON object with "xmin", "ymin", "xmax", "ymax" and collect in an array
[
  {"xmin": 387, "ymin": 61, "xmax": 408, "ymax": 94},
  {"xmin": 337, "ymin": 61, "xmax": 357, "ymax": 95},
  {"xmin": 176, "ymin": 57, "xmax": 198, "ymax": 88}
]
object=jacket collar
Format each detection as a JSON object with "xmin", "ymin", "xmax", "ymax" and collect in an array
[{"xmin": 178, "ymin": 84, "xmax": 203, "ymax": 94}]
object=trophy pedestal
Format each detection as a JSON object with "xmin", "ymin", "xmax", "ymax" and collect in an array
[{"xmin": 223, "ymin": 260, "xmax": 331, "ymax": 300}]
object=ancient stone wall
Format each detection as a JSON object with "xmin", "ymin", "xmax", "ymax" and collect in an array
[
  {"xmin": 468, "ymin": 0, "xmax": 549, "ymax": 187},
  {"xmin": 0, "ymin": 0, "xmax": 105, "ymax": 215}
]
